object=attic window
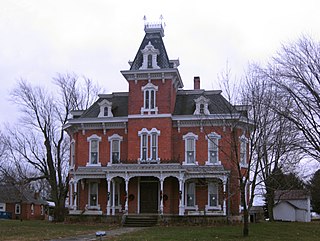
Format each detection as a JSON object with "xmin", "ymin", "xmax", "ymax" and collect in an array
[
  {"xmin": 193, "ymin": 96, "xmax": 210, "ymax": 115},
  {"xmin": 98, "ymin": 99, "xmax": 113, "ymax": 117},
  {"xmin": 140, "ymin": 41, "xmax": 160, "ymax": 70}
]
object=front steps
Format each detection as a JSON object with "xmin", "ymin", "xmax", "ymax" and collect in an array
[{"xmin": 123, "ymin": 215, "xmax": 158, "ymax": 227}]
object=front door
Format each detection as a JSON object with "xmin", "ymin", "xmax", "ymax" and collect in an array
[{"xmin": 140, "ymin": 180, "xmax": 158, "ymax": 213}]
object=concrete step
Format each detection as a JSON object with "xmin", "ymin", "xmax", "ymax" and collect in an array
[{"xmin": 123, "ymin": 215, "xmax": 158, "ymax": 227}]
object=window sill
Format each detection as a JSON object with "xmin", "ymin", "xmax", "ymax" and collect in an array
[
  {"xmin": 138, "ymin": 159, "xmax": 160, "ymax": 164},
  {"xmin": 205, "ymin": 204, "xmax": 221, "ymax": 211},
  {"xmin": 182, "ymin": 161, "xmax": 199, "ymax": 166},
  {"xmin": 205, "ymin": 161, "xmax": 221, "ymax": 166},
  {"xmin": 240, "ymin": 163, "xmax": 248, "ymax": 168},
  {"xmin": 86, "ymin": 163, "xmax": 102, "ymax": 167},
  {"xmin": 185, "ymin": 205, "xmax": 199, "ymax": 211}
]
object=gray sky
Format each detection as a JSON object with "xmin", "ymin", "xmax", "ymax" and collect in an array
[{"xmin": 1, "ymin": 0, "xmax": 320, "ymax": 124}]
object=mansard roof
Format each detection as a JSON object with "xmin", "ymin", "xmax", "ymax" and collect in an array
[
  {"xmin": 130, "ymin": 27, "xmax": 171, "ymax": 70},
  {"xmin": 173, "ymin": 90, "xmax": 237, "ymax": 115},
  {"xmin": 80, "ymin": 93, "xmax": 128, "ymax": 118}
]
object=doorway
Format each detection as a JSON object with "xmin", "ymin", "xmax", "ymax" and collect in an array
[{"xmin": 140, "ymin": 177, "xmax": 158, "ymax": 213}]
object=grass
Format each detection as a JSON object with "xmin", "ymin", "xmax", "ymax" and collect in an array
[
  {"xmin": 0, "ymin": 219, "xmax": 113, "ymax": 241},
  {"xmin": 111, "ymin": 222, "xmax": 320, "ymax": 241},
  {"xmin": 1, "ymin": 220, "xmax": 320, "ymax": 241}
]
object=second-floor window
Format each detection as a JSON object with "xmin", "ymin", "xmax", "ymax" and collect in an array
[
  {"xmin": 240, "ymin": 135, "xmax": 248, "ymax": 166},
  {"xmin": 108, "ymin": 134, "xmax": 123, "ymax": 164},
  {"xmin": 70, "ymin": 140, "xmax": 75, "ymax": 168},
  {"xmin": 206, "ymin": 132, "xmax": 221, "ymax": 165},
  {"xmin": 183, "ymin": 132, "xmax": 198, "ymax": 165},
  {"xmin": 87, "ymin": 134, "xmax": 102, "ymax": 166},
  {"xmin": 138, "ymin": 128, "xmax": 160, "ymax": 162}
]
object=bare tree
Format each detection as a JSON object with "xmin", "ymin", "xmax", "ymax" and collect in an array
[
  {"xmin": 242, "ymin": 64, "xmax": 303, "ymax": 221},
  {"xmin": 4, "ymin": 73, "xmax": 101, "ymax": 221},
  {"xmin": 265, "ymin": 35, "xmax": 320, "ymax": 162}
]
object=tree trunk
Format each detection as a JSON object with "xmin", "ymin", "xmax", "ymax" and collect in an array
[{"xmin": 243, "ymin": 207, "xmax": 249, "ymax": 237}]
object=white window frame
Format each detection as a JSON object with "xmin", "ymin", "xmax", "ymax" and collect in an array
[
  {"xmin": 70, "ymin": 139, "xmax": 75, "ymax": 169},
  {"xmin": 15, "ymin": 203, "xmax": 20, "ymax": 214},
  {"xmin": 108, "ymin": 134, "xmax": 123, "ymax": 165},
  {"xmin": 208, "ymin": 182, "xmax": 220, "ymax": 208},
  {"xmin": 98, "ymin": 99, "xmax": 113, "ymax": 117},
  {"xmin": 141, "ymin": 83, "xmax": 159, "ymax": 115},
  {"xmin": 206, "ymin": 132, "xmax": 221, "ymax": 165},
  {"xmin": 87, "ymin": 134, "xmax": 102, "ymax": 166},
  {"xmin": 138, "ymin": 128, "xmax": 160, "ymax": 162},
  {"xmin": 239, "ymin": 135, "xmax": 248, "ymax": 167},
  {"xmin": 185, "ymin": 182, "xmax": 197, "ymax": 209},
  {"xmin": 31, "ymin": 203, "xmax": 34, "ymax": 215},
  {"xmin": 193, "ymin": 96, "xmax": 210, "ymax": 115},
  {"xmin": 0, "ymin": 203, "xmax": 5, "ymax": 211},
  {"xmin": 182, "ymin": 132, "xmax": 198, "ymax": 165},
  {"xmin": 88, "ymin": 182, "xmax": 100, "ymax": 209},
  {"xmin": 41, "ymin": 205, "xmax": 44, "ymax": 215}
]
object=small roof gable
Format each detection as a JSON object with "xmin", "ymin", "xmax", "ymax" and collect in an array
[
  {"xmin": 80, "ymin": 93, "xmax": 128, "ymax": 118},
  {"xmin": 130, "ymin": 30, "xmax": 171, "ymax": 71},
  {"xmin": 173, "ymin": 90, "xmax": 237, "ymax": 115}
]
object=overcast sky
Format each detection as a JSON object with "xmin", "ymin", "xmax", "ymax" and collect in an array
[{"xmin": 1, "ymin": 0, "xmax": 320, "ymax": 125}]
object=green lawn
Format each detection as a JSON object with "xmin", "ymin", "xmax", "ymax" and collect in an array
[
  {"xmin": 112, "ymin": 222, "xmax": 320, "ymax": 241},
  {"xmin": 1, "ymin": 220, "xmax": 320, "ymax": 241},
  {"xmin": 0, "ymin": 219, "xmax": 112, "ymax": 241}
]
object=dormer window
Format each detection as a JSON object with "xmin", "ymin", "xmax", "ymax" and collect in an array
[
  {"xmin": 141, "ymin": 83, "xmax": 158, "ymax": 114},
  {"xmin": 140, "ymin": 41, "xmax": 160, "ymax": 70},
  {"xmin": 98, "ymin": 99, "xmax": 113, "ymax": 117},
  {"xmin": 193, "ymin": 96, "xmax": 210, "ymax": 115}
]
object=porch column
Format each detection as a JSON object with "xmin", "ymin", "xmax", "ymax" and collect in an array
[
  {"xmin": 125, "ymin": 177, "xmax": 129, "ymax": 214},
  {"xmin": 179, "ymin": 177, "xmax": 185, "ymax": 216},
  {"xmin": 223, "ymin": 178, "xmax": 227, "ymax": 215},
  {"xmin": 106, "ymin": 177, "xmax": 111, "ymax": 215},
  {"xmin": 112, "ymin": 180, "xmax": 116, "ymax": 215},
  {"xmin": 73, "ymin": 180, "xmax": 78, "ymax": 210},
  {"xmin": 69, "ymin": 181, "xmax": 73, "ymax": 208},
  {"xmin": 160, "ymin": 177, "xmax": 164, "ymax": 215}
]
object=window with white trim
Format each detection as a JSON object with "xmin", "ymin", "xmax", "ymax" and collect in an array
[
  {"xmin": 193, "ymin": 96, "xmax": 210, "ymax": 115},
  {"xmin": 31, "ymin": 203, "xmax": 34, "ymax": 215},
  {"xmin": 206, "ymin": 132, "xmax": 221, "ymax": 165},
  {"xmin": 240, "ymin": 135, "xmax": 248, "ymax": 166},
  {"xmin": 183, "ymin": 132, "xmax": 198, "ymax": 165},
  {"xmin": 141, "ymin": 83, "xmax": 158, "ymax": 114},
  {"xmin": 70, "ymin": 140, "xmax": 75, "ymax": 168},
  {"xmin": 108, "ymin": 134, "xmax": 123, "ymax": 164},
  {"xmin": 186, "ymin": 182, "xmax": 196, "ymax": 207},
  {"xmin": 138, "ymin": 128, "xmax": 160, "ymax": 162},
  {"xmin": 89, "ymin": 182, "xmax": 98, "ymax": 207},
  {"xmin": 41, "ymin": 205, "xmax": 44, "ymax": 215},
  {"xmin": 0, "ymin": 203, "xmax": 5, "ymax": 211},
  {"xmin": 15, "ymin": 203, "xmax": 20, "ymax": 214},
  {"xmin": 208, "ymin": 183, "xmax": 219, "ymax": 207},
  {"xmin": 98, "ymin": 99, "xmax": 113, "ymax": 117},
  {"xmin": 87, "ymin": 134, "xmax": 102, "ymax": 166}
]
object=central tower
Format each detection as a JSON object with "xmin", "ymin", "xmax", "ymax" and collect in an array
[{"xmin": 121, "ymin": 20, "xmax": 183, "ymax": 162}]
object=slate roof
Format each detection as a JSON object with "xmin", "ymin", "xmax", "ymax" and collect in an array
[
  {"xmin": 174, "ymin": 90, "xmax": 237, "ymax": 115},
  {"xmin": 0, "ymin": 185, "xmax": 47, "ymax": 205},
  {"xmin": 77, "ymin": 89, "xmax": 239, "ymax": 119},
  {"xmin": 81, "ymin": 93, "xmax": 128, "ymax": 118},
  {"xmin": 130, "ymin": 31, "xmax": 171, "ymax": 70}
]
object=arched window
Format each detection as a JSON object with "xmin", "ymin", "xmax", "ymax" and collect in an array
[
  {"xmin": 141, "ymin": 83, "xmax": 158, "ymax": 115},
  {"xmin": 147, "ymin": 54, "xmax": 153, "ymax": 68}
]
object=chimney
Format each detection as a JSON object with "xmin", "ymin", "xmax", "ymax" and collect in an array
[{"xmin": 194, "ymin": 76, "xmax": 200, "ymax": 90}]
